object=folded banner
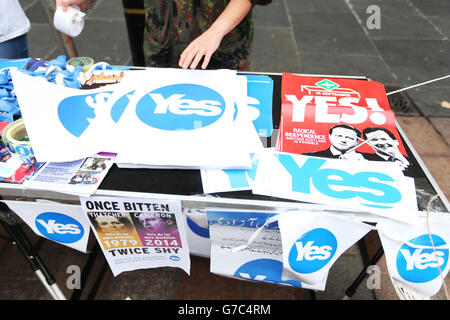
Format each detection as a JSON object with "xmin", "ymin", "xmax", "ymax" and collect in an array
[
  {"xmin": 277, "ymin": 211, "xmax": 373, "ymax": 285},
  {"xmin": 80, "ymin": 196, "xmax": 190, "ymax": 277},
  {"xmin": 3, "ymin": 200, "xmax": 90, "ymax": 253},
  {"xmin": 377, "ymin": 218, "xmax": 450, "ymax": 297},
  {"xmin": 207, "ymin": 209, "xmax": 326, "ymax": 290},
  {"xmin": 252, "ymin": 149, "xmax": 419, "ymax": 222},
  {"xmin": 11, "ymin": 68, "xmax": 261, "ymax": 169}
]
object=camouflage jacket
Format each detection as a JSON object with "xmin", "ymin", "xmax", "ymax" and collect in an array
[{"xmin": 143, "ymin": 0, "xmax": 271, "ymax": 70}]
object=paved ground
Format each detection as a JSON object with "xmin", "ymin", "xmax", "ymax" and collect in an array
[{"xmin": 0, "ymin": 0, "xmax": 448, "ymax": 301}]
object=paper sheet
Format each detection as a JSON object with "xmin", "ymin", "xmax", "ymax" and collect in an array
[
  {"xmin": 12, "ymin": 68, "xmax": 259, "ymax": 169},
  {"xmin": 80, "ymin": 196, "xmax": 190, "ymax": 277}
]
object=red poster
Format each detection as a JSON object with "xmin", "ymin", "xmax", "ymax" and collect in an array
[{"xmin": 276, "ymin": 73, "xmax": 411, "ymax": 172}]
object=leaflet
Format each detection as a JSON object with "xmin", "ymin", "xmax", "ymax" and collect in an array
[
  {"xmin": 276, "ymin": 74, "xmax": 417, "ymax": 177},
  {"xmin": 24, "ymin": 152, "xmax": 116, "ymax": 197},
  {"xmin": 80, "ymin": 196, "xmax": 190, "ymax": 277}
]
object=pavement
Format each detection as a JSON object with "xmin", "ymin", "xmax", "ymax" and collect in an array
[{"xmin": 0, "ymin": 0, "xmax": 448, "ymax": 301}]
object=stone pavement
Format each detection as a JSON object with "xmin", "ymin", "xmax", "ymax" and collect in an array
[{"xmin": 0, "ymin": 0, "xmax": 448, "ymax": 300}]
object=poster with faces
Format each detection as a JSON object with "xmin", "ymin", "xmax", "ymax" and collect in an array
[{"xmin": 80, "ymin": 196, "xmax": 190, "ymax": 277}]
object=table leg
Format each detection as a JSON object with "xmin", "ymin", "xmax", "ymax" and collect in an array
[{"xmin": 0, "ymin": 202, "xmax": 67, "ymax": 300}]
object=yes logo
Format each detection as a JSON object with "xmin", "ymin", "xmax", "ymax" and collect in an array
[
  {"xmin": 35, "ymin": 212, "xmax": 84, "ymax": 244},
  {"xmin": 396, "ymin": 234, "xmax": 449, "ymax": 283},
  {"xmin": 58, "ymin": 91, "xmax": 112, "ymax": 137},
  {"xmin": 135, "ymin": 84, "xmax": 226, "ymax": 131},
  {"xmin": 277, "ymin": 154, "xmax": 402, "ymax": 209},
  {"xmin": 234, "ymin": 259, "xmax": 302, "ymax": 287},
  {"xmin": 288, "ymin": 228, "xmax": 337, "ymax": 274},
  {"xmin": 57, "ymin": 84, "xmax": 227, "ymax": 136}
]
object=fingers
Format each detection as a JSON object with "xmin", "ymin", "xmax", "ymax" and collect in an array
[
  {"xmin": 188, "ymin": 52, "xmax": 203, "ymax": 70},
  {"xmin": 56, "ymin": 0, "xmax": 90, "ymax": 11},
  {"xmin": 179, "ymin": 49, "xmax": 213, "ymax": 70},
  {"xmin": 178, "ymin": 46, "xmax": 193, "ymax": 69},
  {"xmin": 179, "ymin": 46, "xmax": 207, "ymax": 70},
  {"xmin": 56, "ymin": 0, "xmax": 69, "ymax": 11},
  {"xmin": 201, "ymin": 52, "xmax": 213, "ymax": 70}
]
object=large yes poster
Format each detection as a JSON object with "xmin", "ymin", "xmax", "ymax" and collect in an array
[
  {"xmin": 11, "ymin": 68, "xmax": 257, "ymax": 169},
  {"xmin": 80, "ymin": 196, "xmax": 190, "ymax": 276}
]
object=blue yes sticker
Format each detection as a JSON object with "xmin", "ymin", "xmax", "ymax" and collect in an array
[
  {"xmin": 135, "ymin": 84, "xmax": 226, "ymax": 131},
  {"xmin": 288, "ymin": 228, "xmax": 337, "ymax": 274},
  {"xmin": 35, "ymin": 212, "xmax": 84, "ymax": 244},
  {"xmin": 396, "ymin": 234, "xmax": 449, "ymax": 283}
]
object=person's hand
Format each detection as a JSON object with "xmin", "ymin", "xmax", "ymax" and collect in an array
[
  {"xmin": 178, "ymin": 28, "xmax": 223, "ymax": 70},
  {"xmin": 55, "ymin": 0, "xmax": 91, "ymax": 11}
]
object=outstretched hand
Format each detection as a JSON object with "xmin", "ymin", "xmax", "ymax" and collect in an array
[{"xmin": 178, "ymin": 29, "xmax": 223, "ymax": 70}]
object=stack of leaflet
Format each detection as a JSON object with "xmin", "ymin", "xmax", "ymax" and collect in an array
[{"xmin": 11, "ymin": 68, "xmax": 266, "ymax": 170}]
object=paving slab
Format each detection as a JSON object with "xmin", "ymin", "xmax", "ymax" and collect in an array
[
  {"xmin": 87, "ymin": 0, "xmax": 127, "ymax": 21},
  {"xmin": 105, "ymin": 267, "xmax": 179, "ymax": 300},
  {"xmin": 252, "ymin": 27, "xmax": 301, "ymax": 73},
  {"xmin": 253, "ymin": 0, "xmax": 290, "ymax": 28},
  {"xmin": 73, "ymin": 20, "xmax": 132, "ymax": 66},
  {"xmin": 21, "ymin": 0, "xmax": 49, "ymax": 24},
  {"xmin": 285, "ymin": 0, "xmax": 350, "ymax": 14},
  {"xmin": 429, "ymin": 117, "xmax": 450, "ymax": 146},
  {"xmin": 429, "ymin": 16, "xmax": 450, "ymax": 39},
  {"xmin": 420, "ymin": 156, "xmax": 450, "ymax": 199},
  {"xmin": 315, "ymin": 251, "xmax": 375, "ymax": 300},
  {"xmin": 0, "ymin": 277, "xmax": 44, "ymax": 300},
  {"xmin": 298, "ymin": 53, "xmax": 397, "ymax": 85},
  {"xmin": 396, "ymin": 117, "xmax": 450, "ymax": 157},
  {"xmin": 373, "ymin": 39, "xmax": 450, "ymax": 87},
  {"xmin": 406, "ymin": 85, "xmax": 450, "ymax": 118},
  {"xmin": 409, "ymin": 0, "xmax": 450, "ymax": 18},
  {"xmin": 290, "ymin": 12, "xmax": 377, "ymax": 56},
  {"xmin": 27, "ymin": 24, "xmax": 59, "ymax": 60},
  {"xmin": 349, "ymin": 0, "xmax": 445, "ymax": 40}
]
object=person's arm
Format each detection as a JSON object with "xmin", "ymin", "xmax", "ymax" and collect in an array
[
  {"xmin": 178, "ymin": 0, "xmax": 252, "ymax": 70},
  {"xmin": 55, "ymin": 0, "xmax": 91, "ymax": 11}
]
